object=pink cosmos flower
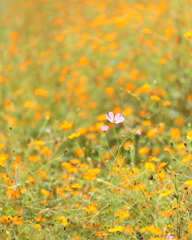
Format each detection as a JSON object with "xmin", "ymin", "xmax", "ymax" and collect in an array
[
  {"xmin": 166, "ymin": 233, "xmax": 175, "ymax": 240},
  {"xmin": 106, "ymin": 112, "xmax": 125, "ymax": 124},
  {"xmin": 136, "ymin": 131, "xmax": 141, "ymax": 136},
  {"xmin": 100, "ymin": 125, "xmax": 109, "ymax": 132}
]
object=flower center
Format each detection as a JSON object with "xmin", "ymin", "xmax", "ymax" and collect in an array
[{"xmin": 113, "ymin": 119, "xmax": 116, "ymax": 122}]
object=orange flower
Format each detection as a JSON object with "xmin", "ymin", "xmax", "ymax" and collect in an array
[
  {"xmin": 13, "ymin": 217, "xmax": 23, "ymax": 225},
  {"xmin": 28, "ymin": 155, "xmax": 41, "ymax": 162},
  {"xmin": 35, "ymin": 217, "xmax": 46, "ymax": 222},
  {"xmin": 0, "ymin": 153, "xmax": 9, "ymax": 167},
  {"xmin": 34, "ymin": 88, "xmax": 48, "ymax": 97},
  {"xmin": 68, "ymin": 132, "xmax": 81, "ymax": 139},
  {"xmin": 146, "ymin": 225, "xmax": 163, "ymax": 236},
  {"xmin": 75, "ymin": 148, "xmax": 85, "ymax": 157},
  {"xmin": 108, "ymin": 226, "xmax": 124, "ymax": 232},
  {"xmin": 38, "ymin": 170, "xmax": 48, "ymax": 179},
  {"xmin": 145, "ymin": 162, "xmax": 156, "ymax": 172},
  {"xmin": 71, "ymin": 183, "xmax": 82, "ymax": 189},
  {"xmin": 170, "ymin": 128, "xmax": 181, "ymax": 139},
  {"xmin": 60, "ymin": 120, "xmax": 74, "ymax": 130},
  {"xmin": 150, "ymin": 95, "xmax": 161, "ymax": 101},
  {"xmin": 162, "ymin": 101, "xmax": 171, "ymax": 107},
  {"xmin": 147, "ymin": 128, "xmax": 157, "ymax": 138},
  {"xmin": 188, "ymin": 221, "xmax": 192, "ymax": 234},
  {"xmin": 33, "ymin": 224, "xmax": 43, "ymax": 229},
  {"xmin": 124, "ymin": 225, "xmax": 134, "ymax": 235},
  {"xmin": 0, "ymin": 142, "xmax": 5, "ymax": 149},
  {"xmin": 40, "ymin": 147, "xmax": 52, "ymax": 156},
  {"xmin": 103, "ymin": 68, "xmax": 114, "ymax": 77},
  {"xmin": 84, "ymin": 202, "xmax": 98, "ymax": 214},
  {"xmin": 184, "ymin": 32, "xmax": 192, "ymax": 38},
  {"xmin": 115, "ymin": 210, "xmax": 130, "ymax": 220},
  {"xmin": 6, "ymin": 188, "xmax": 21, "ymax": 199},
  {"xmin": 83, "ymin": 168, "xmax": 101, "ymax": 181},
  {"xmin": 79, "ymin": 57, "xmax": 89, "ymax": 66},
  {"xmin": 160, "ymin": 189, "xmax": 175, "ymax": 197},
  {"xmin": 187, "ymin": 130, "xmax": 192, "ymax": 140},
  {"xmin": 10, "ymin": 31, "xmax": 19, "ymax": 40},
  {"xmin": 97, "ymin": 231, "xmax": 109, "ymax": 237},
  {"xmin": 41, "ymin": 189, "xmax": 53, "ymax": 196},
  {"xmin": 139, "ymin": 147, "xmax": 150, "ymax": 155},
  {"xmin": 123, "ymin": 107, "xmax": 133, "ymax": 116},
  {"xmin": 29, "ymin": 140, "xmax": 46, "ymax": 148},
  {"xmin": 162, "ymin": 210, "xmax": 176, "ymax": 218},
  {"xmin": 57, "ymin": 216, "xmax": 68, "ymax": 226}
]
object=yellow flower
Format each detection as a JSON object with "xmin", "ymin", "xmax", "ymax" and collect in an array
[
  {"xmin": 57, "ymin": 216, "xmax": 68, "ymax": 226},
  {"xmin": 33, "ymin": 224, "xmax": 43, "ymax": 229},
  {"xmin": 150, "ymin": 95, "xmax": 161, "ymax": 101},
  {"xmin": 68, "ymin": 132, "xmax": 81, "ymax": 139},
  {"xmin": 108, "ymin": 226, "xmax": 124, "ymax": 232},
  {"xmin": 184, "ymin": 32, "xmax": 192, "ymax": 38}
]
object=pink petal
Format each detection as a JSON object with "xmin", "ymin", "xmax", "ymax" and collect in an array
[
  {"xmin": 100, "ymin": 125, "xmax": 109, "ymax": 132},
  {"xmin": 115, "ymin": 113, "xmax": 121, "ymax": 120},
  {"xmin": 115, "ymin": 116, "xmax": 125, "ymax": 124},
  {"xmin": 108, "ymin": 111, "xmax": 114, "ymax": 120},
  {"xmin": 106, "ymin": 115, "xmax": 113, "ymax": 123}
]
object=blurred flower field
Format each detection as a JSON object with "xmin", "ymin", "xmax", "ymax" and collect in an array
[{"xmin": 0, "ymin": 0, "xmax": 192, "ymax": 239}]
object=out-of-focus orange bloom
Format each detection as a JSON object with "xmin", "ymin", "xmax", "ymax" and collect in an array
[
  {"xmin": 124, "ymin": 225, "xmax": 134, "ymax": 235},
  {"xmin": 147, "ymin": 128, "xmax": 157, "ymax": 138},
  {"xmin": 75, "ymin": 148, "xmax": 85, "ymax": 157},
  {"xmin": 84, "ymin": 202, "xmax": 98, "ymax": 214},
  {"xmin": 83, "ymin": 168, "xmax": 101, "ymax": 181},
  {"xmin": 34, "ymin": 88, "xmax": 49, "ymax": 97},
  {"xmin": 135, "ymin": 84, "xmax": 150, "ymax": 96},
  {"xmin": 38, "ymin": 170, "xmax": 48, "ymax": 179},
  {"xmin": 61, "ymin": 162, "xmax": 78, "ymax": 173},
  {"xmin": 145, "ymin": 162, "xmax": 156, "ymax": 172},
  {"xmin": 175, "ymin": 116, "xmax": 185, "ymax": 126},
  {"xmin": 13, "ymin": 217, "xmax": 23, "ymax": 225},
  {"xmin": 139, "ymin": 147, "xmax": 150, "ymax": 155},
  {"xmin": 35, "ymin": 217, "xmax": 46, "ymax": 222},
  {"xmin": 160, "ymin": 189, "xmax": 175, "ymax": 197},
  {"xmin": 68, "ymin": 132, "xmax": 81, "ymax": 139},
  {"xmin": 105, "ymin": 87, "xmax": 115, "ymax": 98},
  {"xmin": 170, "ymin": 128, "xmax": 181, "ymax": 139},
  {"xmin": 146, "ymin": 225, "xmax": 163, "ymax": 236},
  {"xmin": 60, "ymin": 120, "xmax": 74, "ymax": 130},
  {"xmin": 123, "ymin": 107, "xmax": 133, "ymax": 116},
  {"xmin": 184, "ymin": 32, "xmax": 192, "ymax": 38},
  {"xmin": 150, "ymin": 95, "xmax": 161, "ymax": 101},
  {"xmin": 6, "ymin": 188, "xmax": 21, "ymax": 199},
  {"xmin": 103, "ymin": 68, "xmax": 114, "ymax": 77},
  {"xmin": 61, "ymin": 66, "xmax": 70, "ymax": 74},
  {"xmin": 40, "ymin": 147, "xmax": 52, "ymax": 156},
  {"xmin": 79, "ymin": 57, "xmax": 89, "ymax": 66},
  {"xmin": 162, "ymin": 210, "xmax": 176, "ymax": 218},
  {"xmin": 28, "ymin": 155, "xmax": 41, "ymax": 162},
  {"xmin": 162, "ymin": 101, "xmax": 171, "ymax": 106},
  {"xmin": 159, "ymin": 58, "xmax": 167, "ymax": 65},
  {"xmin": 0, "ymin": 142, "xmax": 5, "ymax": 150},
  {"xmin": 33, "ymin": 224, "xmax": 43, "ymax": 229},
  {"xmin": 41, "ymin": 189, "xmax": 53, "ymax": 196},
  {"xmin": 126, "ymin": 82, "xmax": 135, "ymax": 91},
  {"xmin": 97, "ymin": 231, "xmax": 109, "ymax": 237},
  {"xmin": 0, "ymin": 153, "xmax": 9, "ymax": 167},
  {"xmin": 10, "ymin": 31, "xmax": 19, "ymax": 40},
  {"xmin": 57, "ymin": 216, "xmax": 68, "ymax": 226}
]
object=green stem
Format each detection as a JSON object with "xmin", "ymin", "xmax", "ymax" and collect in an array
[
  {"xmin": 104, "ymin": 134, "xmax": 116, "ymax": 161},
  {"xmin": 116, "ymin": 132, "xmax": 136, "ymax": 157},
  {"xmin": 113, "ymin": 125, "xmax": 119, "ymax": 145}
]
